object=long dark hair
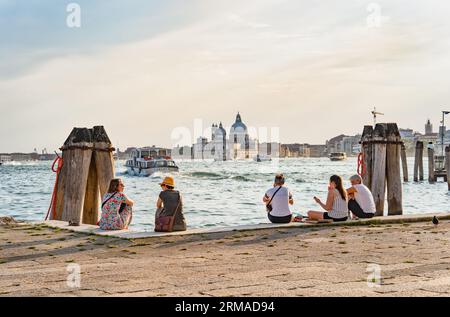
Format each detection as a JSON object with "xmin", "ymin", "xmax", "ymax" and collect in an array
[
  {"xmin": 107, "ymin": 178, "xmax": 121, "ymax": 193},
  {"xmin": 330, "ymin": 175, "xmax": 347, "ymax": 201}
]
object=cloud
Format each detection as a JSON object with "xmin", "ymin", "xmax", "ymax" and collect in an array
[{"xmin": 2, "ymin": 0, "xmax": 450, "ymax": 152}]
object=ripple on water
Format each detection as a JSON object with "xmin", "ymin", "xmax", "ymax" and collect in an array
[{"xmin": 1, "ymin": 158, "xmax": 449, "ymax": 231}]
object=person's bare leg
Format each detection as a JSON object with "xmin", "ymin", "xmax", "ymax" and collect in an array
[{"xmin": 307, "ymin": 211, "xmax": 325, "ymax": 221}]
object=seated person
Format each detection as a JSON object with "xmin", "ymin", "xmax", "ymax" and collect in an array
[
  {"xmin": 308, "ymin": 175, "xmax": 348, "ymax": 222},
  {"xmin": 347, "ymin": 174, "xmax": 376, "ymax": 219},
  {"xmin": 263, "ymin": 174, "xmax": 293, "ymax": 224},
  {"xmin": 155, "ymin": 176, "xmax": 187, "ymax": 232},
  {"xmin": 99, "ymin": 178, "xmax": 134, "ymax": 230}
]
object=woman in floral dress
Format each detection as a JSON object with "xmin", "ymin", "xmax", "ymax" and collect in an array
[{"xmin": 99, "ymin": 178, "xmax": 134, "ymax": 230}]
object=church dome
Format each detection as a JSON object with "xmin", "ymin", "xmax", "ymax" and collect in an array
[
  {"xmin": 215, "ymin": 122, "xmax": 226, "ymax": 136},
  {"xmin": 230, "ymin": 112, "xmax": 248, "ymax": 133}
]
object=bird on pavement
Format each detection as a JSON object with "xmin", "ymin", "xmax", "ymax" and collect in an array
[{"xmin": 432, "ymin": 216, "xmax": 439, "ymax": 226}]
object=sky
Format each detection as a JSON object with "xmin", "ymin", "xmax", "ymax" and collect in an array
[{"xmin": 1, "ymin": 0, "xmax": 450, "ymax": 152}]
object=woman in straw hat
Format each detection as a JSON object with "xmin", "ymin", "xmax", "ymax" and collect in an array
[{"xmin": 155, "ymin": 176, "xmax": 187, "ymax": 231}]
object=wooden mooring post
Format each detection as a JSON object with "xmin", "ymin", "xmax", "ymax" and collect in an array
[
  {"xmin": 361, "ymin": 126, "xmax": 373, "ymax": 187},
  {"xmin": 446, "ymin": 146, "xmax": 450, "ymax": 191},
  {"xmin": 413, "ymin": 141, "xmax": 424, "ymax": 182},
  {"xmin": 360, "ymin": 123, "xmax": 403, "ymax": 216},
  {"xmin": 386, "ymin": 123, "xmax": 403, "ymax": 215},
  {"xmin": 427, "ymin": 143, "xmax": 435, "ymax": 184},
  {"xmin": 371, "ymin": 124, "xmax": 387, "ymax": 216},
  {"xmin": 53, "ymin": 126, "xmax": 115, "ymax": 226},
  {"xmin": 400, "ymin": 143, "xmax": 408, "ymax": 182}
]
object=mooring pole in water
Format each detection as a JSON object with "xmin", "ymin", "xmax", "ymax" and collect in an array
[
  {"xmin": 386, "ymin": 123, "xmax": 403, "ymax": 216},
  {"xmin": 60, "ymin": 128, "xmax": 93, "ymax": 226},
  {"xmin": 55, "ymin": 126, "xmax": 115, "ymax": 226},
  {"xmin": 371, "ymin": 123, "xmax": 387, "ymax": 217},
  {"xmin": 428, "ymin": 144, "xmax": 435, "ymax": 184},
  {"xmin": 401, "ymin": 143, "xmax": 408, "ymax": 182},
  {"xmin": 361, "ymin": 125, "xmax": 374, "ymax": 188},
  {"xmin": 446, "ymin": 146, "xmax": 450, "ymax": 190},
  {"xmin": 414, "ymin": 141, "xmax": 424, "ymax": 182}
]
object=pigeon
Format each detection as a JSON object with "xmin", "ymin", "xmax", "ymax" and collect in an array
[{"xmin": 432, "ymin": 216, "xmax": 439, "ymax": 226}]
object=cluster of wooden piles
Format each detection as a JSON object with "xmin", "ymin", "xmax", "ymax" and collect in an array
[{"xmin": 51, "ymin": 126, "xmax": 115, "ymax": 226}]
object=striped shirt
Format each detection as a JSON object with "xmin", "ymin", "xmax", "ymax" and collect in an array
[{"xmin": 329, "ymin": 189, "xmax": 348, "ymax": 219}]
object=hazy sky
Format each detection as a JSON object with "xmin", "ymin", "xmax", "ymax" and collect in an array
[{"xmin": 1, "ymin": 0, "xmax": 450, "ymax": 152}]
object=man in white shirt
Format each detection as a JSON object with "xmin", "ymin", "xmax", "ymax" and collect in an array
[
  {"xmin": 263, "ymin": 174, "xmax": 294, "ymax": 223},
  {"xmin": 347, "ymin": 175, "xmax": 376, "ymax": 219}
]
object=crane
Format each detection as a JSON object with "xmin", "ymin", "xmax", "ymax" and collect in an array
[{"xmin": 371, "ymin": 107, "xmax": 384, "ymax": 126}]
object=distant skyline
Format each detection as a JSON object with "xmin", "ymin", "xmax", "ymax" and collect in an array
[{"xmin": 2, "ymin": 0, "xmax": 450, "ymax": 152}]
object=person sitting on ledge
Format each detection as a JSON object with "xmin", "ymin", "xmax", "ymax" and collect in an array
[
  {"xmin": 99, "ymin": 178, "xmax": 134, "ymax": 230},
  {"xmin": 155, "ymin": 176, "xmax": 187, "ymax": 232},
  {"xmin": 308, "ymin": 175, "xmax": 348, "ymax": 222},
  {"xmin": 347, "ymin": 174, "xmax": 376, "ymax": 219},
  {"xmin": 263, "ymin": 174, "xmax": 294, "ymax": 224}
]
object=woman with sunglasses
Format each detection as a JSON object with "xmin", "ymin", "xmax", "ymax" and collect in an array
[
  {"xmin": 99, "ymin": 178, "xmax": 134, "ymax": 230},
  {"xmin": 155, "ymin": 176, "xmax": 187, "ymax": 231}
]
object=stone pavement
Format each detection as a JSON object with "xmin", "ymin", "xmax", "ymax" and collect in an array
[{"xmin": 1, "ymin": 218, "xmax": 450, "ymax": 296}]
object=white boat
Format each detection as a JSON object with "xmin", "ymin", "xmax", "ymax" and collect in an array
[
  {"xmin": 253, "ymin": 154, "xmax": 272, "ymax": 162},
  {"xmin": 329, "ymin": 152, "xmax": 347, "ymax": 161},
  {"xmin": 125, "ymin": 147, "xmax": 179, "ymax": 176}
]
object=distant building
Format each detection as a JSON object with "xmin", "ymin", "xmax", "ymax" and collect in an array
[
  {"xmin": 280, "ymin": 144, "xmax": 310, "ymax": 157},
  {"xmin": 400, "ymin": 128, "xmax": 414, "ymax": 140},
  {"xmin": 259, "ymin": 142, "xmax": 281, "ymax": 157},
  {"xmin": 309, "ymin": 145, "xmax": 327, "ymax": 158},
  {"xmin": 326, "ymin": 134, "xmax": 360, "ymax": 156},
  {"xmin": 425, "ymin": 119, "xmax": 433, "ymax": 135},
  {"xmin": 0, "ymin": 154, "xmax": 12, "ymax": 162},
  {"xmin": 341, "ymin": 135, "xmax": 361, "ymax": 156},
  {"xmin": 188, "ymin": 113, "xmax": 258, "ymax": 161},
  {"xmin": 172, "ymin": 145, "xmax": 194, "ymax": 160}
]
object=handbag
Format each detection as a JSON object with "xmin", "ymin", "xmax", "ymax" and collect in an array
[
  {"xmin": 266, "ymin": 186, "xmax": 282, "ymax": 212},
  {"xmin": 155, "ymin": 192, "xmax": 181, "ymax": 232},
  {"xmin": 102, "ymin": 192, "xmax": 117, "ymax": 208}
]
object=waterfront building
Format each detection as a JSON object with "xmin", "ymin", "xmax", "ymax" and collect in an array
[
  {"xmin": 326, "ymin": 134, "xmax": 346, "ymax": 154},
  {"xmin": 172, "ymin": 145, "xmax": 194, "ymax": 160},
  {"xmin": 425, "ymin": 119, "xmax": 433, "ymax": 135},
  {"xmin": 259, "ymin": 142, "xmax": 281, "ymax": 158},
  {"xmin": 309, "ymin": 144, "xmax": 327, "ymax": 158},
  {"xmin": 326, "ymin": 134, "xmax": 360, "ymax": 156},
  {"xmin": 0, "ymin": 154, "xmax": 12, "ymax": 162},
  {"xmin": 189, "ymin": 113, "xmax": 258, "ymax": 161},
  {"xmin": 341, "ymin": 135, "xmax": 361, "ymax": 156},
  {"xmin": 280, "ymin": 144, "xmax": 310, "ymax": 157}
]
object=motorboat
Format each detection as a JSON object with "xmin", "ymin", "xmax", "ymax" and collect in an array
[
  {"xmin": 329, "ymin": 152, "xmax": 347, "ymax": 161},
  {"xmin": 125, "ymin": 147, "xmax": 179, "ymax": 176}
]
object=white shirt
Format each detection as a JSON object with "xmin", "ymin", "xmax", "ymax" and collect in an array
[
  {"xmin": 265, "ymin": 186, "xmax": 292, "ymax": 217},
  {"xmin": 329, "ymin": 189, "xmax": 348, "ymax": 219},
  {"xmin": 353, "ymin": 184, "xmax": 376, "ymax": 214}
]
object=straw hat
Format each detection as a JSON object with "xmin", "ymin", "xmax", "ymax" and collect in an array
[{"xmin": 159, "ymin": 176, "xmax": 175, "ymax": 187}]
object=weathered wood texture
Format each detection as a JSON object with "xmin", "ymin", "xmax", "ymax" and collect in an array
[
  {"xmin": 371, "ymin": 124, "xmax": 387, "ymax": 217},
  {"xmin": 54, "ymin": 126, "xmax": 115, "ymax": 226},
  {"xmin": 401, "ymin": 143, "xmax": 408, "ymax": 182},
  {"xmin": 414, "ymin": 141, "xmax": 424, "ymax": 182},
  {"xmin": 83, "ymin": 153, "xmax": 100, "ymax": 225},
  {"xmin": 61, "ymin": 143, "xmax": 93, "ymax": 225},
  {"xmin": 361, "ymin": 126, "xmax": 373, "ymax": 188},
  {"xmin": 93, "ymin": 126, "xmax": 115, "ymax": 198},
  {"xmin": 386, "ymin": 123, "xmax": 402, "ymax": 216},
  {"xmin": 428, "ymin": 145, "xmax": 435, "ymax": 183}
]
